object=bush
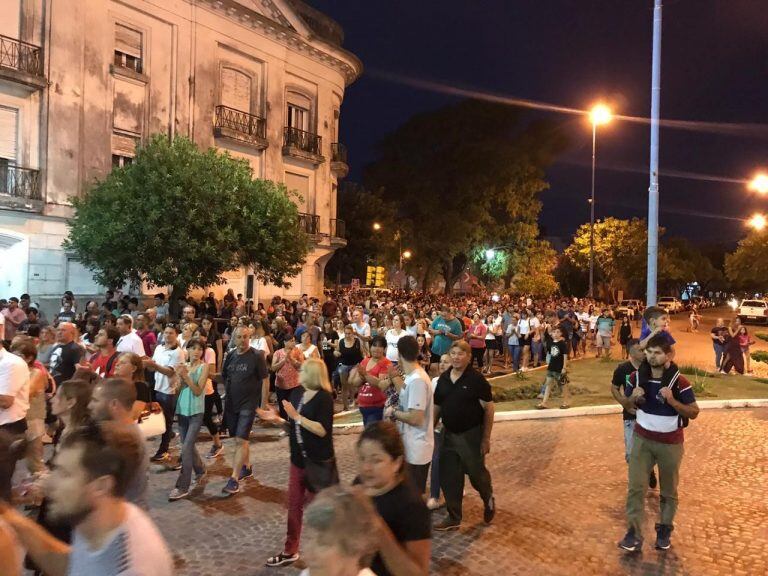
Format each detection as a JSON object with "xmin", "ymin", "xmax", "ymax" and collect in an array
[
  {"xmin": 755, "ymin": 333, "xmax": 768, "ymax": 343},
  {"xmin": 491, "ymin": 382, "xmax": 588, "ymax": 402},
  {"xmin": 678, "ymin": 365, "xmax": 716, "ymax": 378},
  {"xmin": 751, "ymin": 351, "xmax": 768, "ymax": 364}
]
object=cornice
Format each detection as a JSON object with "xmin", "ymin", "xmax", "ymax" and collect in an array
[{"xmin": 201, "ymin": 0, "xmax": 362, "ymax": 85}]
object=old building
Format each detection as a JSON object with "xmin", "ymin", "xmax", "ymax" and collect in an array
[{"xmin": 0, "ymin": 0, "xmax": 360, "ymax": 309}]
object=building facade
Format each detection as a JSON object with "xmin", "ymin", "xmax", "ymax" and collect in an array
[{"xmin": 0, "ymin": 0, "xmax": 360, "ymax": 309}]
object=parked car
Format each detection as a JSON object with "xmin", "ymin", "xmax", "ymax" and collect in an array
[
  {"xmin": 615, "ymin": 299, "xmax": 642, "ymax": 319},
  {"xmin": 737, "ymin": 299, "xmax": 768, "ymax": 325},
  {"xmin": 658, "ymin": 296, "xmax": 683, "ymax": 314}
]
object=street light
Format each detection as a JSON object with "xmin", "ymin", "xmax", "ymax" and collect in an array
[
  {"xmin": 372, "ymin": 222, "xmax": 382, "ymax": 231},
  {"xmin": 748, "ymin": 173, "xmax": 768, "ymax": 195},
  {"xmin": 588, "ymin": 103, "xmax": 613, "ymax": 299},
  {"xmin": 402, "ymin": 250, "xmax": 412, "ymax": 260},
  {"xmin": 748, "ymin": 213, "xmax": 767, "ymax": 231},
  {"xmin": 485, "ymin": 248, "xmax": 496, "ymax": 261}
]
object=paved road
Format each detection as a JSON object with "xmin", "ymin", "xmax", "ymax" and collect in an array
[{"xmin": 145, "ymin": 408, "xmax": 768, "ymax": 576}]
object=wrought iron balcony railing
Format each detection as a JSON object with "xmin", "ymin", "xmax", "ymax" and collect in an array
[
  {"xmin": 330, "ymin": 218, "xmax": 346, "ymax": 239},
  {"xmin": 331, "ymin": 143, "xmax": 348, "ymax": 164},
  {"xmin": 298, "ymin": 212, "xmax": 320, "ymax": 235},
  {"xmin": 0, "ymin": 34, "xmax": 43, "ymax": 77},
  {"xmin": 214, "ymin": 105, "xmax": 267, "ymax": 145},
  {"xmin": 283, "ymin": 127, "xmax": 322, "ymax": 156},
  {"xmin": 0, "ymin": 164, "xmax": 42, "ymax": 200}
]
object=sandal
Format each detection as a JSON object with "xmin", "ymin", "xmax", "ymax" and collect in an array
[
  {"xmin": 535, "ymin": 404, "xmax": 548, "ymax": 410},
  {"xmin": 559, "ymin": 404, "xmax": 570, "ymax": 410}
]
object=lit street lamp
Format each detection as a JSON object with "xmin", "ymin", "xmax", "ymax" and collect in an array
[
  {"xmin": 485, "ymin": 248, "xmax": 496, "ymax": 261},
  {"xmin": 588, "ymin": 103, "xmax": 612, "ymax": 299},
  {"xmin": 748, "ymin": 173, "xmax": 768, "ymax": 195},
  {"xmin": 748, "ymin": 213, "xmax": 767, "ymax": 231},
  {"xmin": 372, "ymin": 222, "xmax": 382, "ymax": 231}
]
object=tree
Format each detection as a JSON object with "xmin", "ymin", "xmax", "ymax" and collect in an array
[
  {"xmin": 660, "ymin": 238, "xmax": 723, "ymax": 297},
  {"xmin": 725, "ymin": 230, "xmax": 768, "ymax": 291},
  {"xmin": 64, "ymin": 135, "xmax": 309, "ymax": 313},
  {"xmin": 364, "ymin": 99, "xmax": 567, "ymax": 293},
  {"xmin": 324, "ymin": 183, "xmax": 398, "ymax": 285},
  {"xmin": 563, "ymin": 217, "xmax": 649, "ymax": 300},
  {"xmin": 510, "ymin": 240, "xmax": 559, "ymax": 296}
]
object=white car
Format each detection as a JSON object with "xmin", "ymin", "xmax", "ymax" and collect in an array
[
  {"xmin": 737, "ymin": 299, "xmax": 768, "ymax": 325},
  {"xmin": 658, "ymin": 297, "xmax": 683, "ymax": 314},
  {"xmin": 615, "ymin": 299, "xmax": 642, "ymax": 319}
]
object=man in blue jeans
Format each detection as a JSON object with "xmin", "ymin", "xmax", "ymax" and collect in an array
[
  {"xmin": 221, "ymin": 327, "xmax": 268, "ymax": 495},
  {"xmin": 710, "ymin": 318, "xmax": 728, "ymax": 371},
  {"xmin": 145, "ymin": 324, "xmax": 185, "ymax": 463}
]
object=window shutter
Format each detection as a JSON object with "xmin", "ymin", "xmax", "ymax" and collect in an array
[
  {"xmin": 221, "ymin": 68, "xmax": 251, "ymax": 112},
  {"xmin": 0, "ymin": 107, "xmax": 19, "ymax": 162},
  {"xmin": 115, "ymin": 24, "xmax": 142, "ymax": 58}
]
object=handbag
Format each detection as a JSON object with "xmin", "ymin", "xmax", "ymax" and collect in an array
[
  {"xmin": 295, "ymin": 398, "xmax": 339, "ymax": 493},
  {"xmin": 138, "ymin": 410, "xmax": 166, "ymax": 439}
]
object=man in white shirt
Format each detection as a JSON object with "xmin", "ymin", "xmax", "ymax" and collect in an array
[
  {"xmin": 116, "ymin": 315, "xmax": 147, "ymax": 357},
  {"xmin": 144, "ymin": 325, "xmax": 185, "ymax": 462},
  {"xmin": 384, "ymin": 335, "xmax": 434, "ymax": 494},
  {"xmin": 351, "ymin": 309, "xmax": 371, "ymax": 354},
  {"xmin": 0, "ymin": 343, "xmax": 30, "ymax": 500},
  {"xmin": 0, "ymin": 422, "xmax": 173, "ymax": 576}
]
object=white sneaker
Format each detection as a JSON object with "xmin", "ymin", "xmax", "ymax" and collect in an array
[{"xmin": 426, "ymin": 498, "xmax": 442, "ymax": 510}]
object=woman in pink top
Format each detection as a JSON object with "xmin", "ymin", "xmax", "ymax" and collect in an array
[
  {"xmin": 467, "ymin": 313, "xmax": 487, "ymax": 370},
  {"xmin": 272, "ymin": 334, "xmax": 305, "ymax": 420},
  {"xmin": 355, "ymin": 336, "xmax": 393, "ymax": 426}
]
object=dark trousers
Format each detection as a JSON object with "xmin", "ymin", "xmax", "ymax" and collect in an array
[
  {"xmin": 203, "ymin": 394, "xmax": 219, "ymax": 437},
  {"xmin": 155, "ymin": 391, "xmax": 177, "ymax": 454},
  {"xmin": 440, "ymin": 424, "xmax": 493, "ymax": 523},
  {"xmin": 276, "ymin": 387, "xmax": 303, "ymax": 421},
  {"xmin": 359, "ymin": 406, "xmax": 384, "ymax": 427},
  {"xmin": 0, "ymin": 419, "xmax": 27, "ymax": 501},
  {"xmin": 470, "ymin": 347, "xmax": 485, "ymax": 369},
  {"xmin": 407, "ymin": 462, "xmax": 431, "ymax": 496}
]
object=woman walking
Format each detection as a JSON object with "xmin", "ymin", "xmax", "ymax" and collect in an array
[
  {"xmin": 618, "ymin": 316, "xmax": 633, "ymax": 360},
  {"xmin": 262, "ymin": 358, "xmax": 337, "ymax": 568},
  {"xmin": 355, "ymin": 336, "xmax": 393, "ymax": 426},
  {"xmin": 169, "ymin": 339, "xmax": 208, "ymax": 501},
  {"xmin": 467, "ymin": 313, "xmax": 487, "ymax": 370}
]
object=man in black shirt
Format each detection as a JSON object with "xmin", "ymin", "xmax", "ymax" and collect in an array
[
  {"xmin": 536, "ymin": 326, "xmax": 569, "ymax": 409},
  {"xmin": 49, "ymin": 322, "xmax": 84, "ymax": 386},
  {"xmin": 433, "ymin": 340, "xmax": 495, "ymax": 531},
  {"xmin": 221, "ymin": 327, "xmax": 268, "ymax": 496},
  {"xmin": 611, "ymin": 338, "xmax": 657, "ymax": 488}
]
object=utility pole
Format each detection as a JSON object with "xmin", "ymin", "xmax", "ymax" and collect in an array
[{"xmin": 646, "ymin": 0, "xmax": 662, "ymax": 306}]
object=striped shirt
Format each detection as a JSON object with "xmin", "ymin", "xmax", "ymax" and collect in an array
[{"xmin": 626, "ymin": 370, "xmax": 695, "ymax": 444}]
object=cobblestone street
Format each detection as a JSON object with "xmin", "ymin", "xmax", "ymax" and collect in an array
[{"xmin": 143, "ymin": 408, "xmax": 768, "ymax": 576}]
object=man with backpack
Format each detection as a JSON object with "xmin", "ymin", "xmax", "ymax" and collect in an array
[{"xmin": 618, "ymin": 334, "xmax": 699, "ymax": 553}]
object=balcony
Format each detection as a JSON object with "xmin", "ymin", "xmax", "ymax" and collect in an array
[
  {"xmin": 0, "ymin": 164, "xmax": 43, "ymax": 212},
  {"xmin": 0, "ymin": 35, "xmax": 46, "ymax": 90},
  {"xmin": 330, "ymin": 143, "xmax": 349, "ymax": 178},
  {"xmin": 330, "ymin": 218, "xmax": 347, "ymax": 247},
  {"xmin": 283, "ymin": 127, "xmax": 324, "ymax": 165},
  {"xmin": 213, "ymin": 105, "xmax": 268, "ymax": 151},
  {"xmin": 298, "ymin": 212, "xmax": 321, "ymax": 236}
]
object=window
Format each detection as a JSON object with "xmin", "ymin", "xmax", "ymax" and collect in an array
[
  {"xmin": 287, "ymin": 104, "xmax": 309, "ymax": 132},
  {"xmin": 114, "ymin": 24, "xmax": 143, "ymax": 73},
  {"xmin": 0, "ymin": 107, "xmax": 19, "ymax": 163},
  {"xmin": 111, "ymin": 154, "xmax": 133, "ymax": 168},
  {"xmin": 220, "ymin": 67, "xmax": 252, "ymax": 113}
]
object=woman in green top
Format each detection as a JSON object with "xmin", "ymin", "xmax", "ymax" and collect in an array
[{"xmin": 169, "ymin": 339, "xmax": 209, "ymax": 501}]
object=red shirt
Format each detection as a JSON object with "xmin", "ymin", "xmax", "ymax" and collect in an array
[
  {"xmin": 356, "ymin": 357, "xmax": 392, "ymax": 408},
  {"xmin": 138, "ymin": 329, "xmax": 157, "ymax": 356},
  {"xmin": 90, "ymin": 351, "xmax": 119, "ymax": 378}
]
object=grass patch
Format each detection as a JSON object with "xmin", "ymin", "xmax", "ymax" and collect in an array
[
  {"xmin": 678, "ymin": 364, "xmax": 716, "ymax": 378},
  {"xmin": 755, "ymin": 333, "xmax": 768, "ymax": 343},
  {"xmin": 751, "ymin": 351, "xmax": 768, "ymax": 364}
]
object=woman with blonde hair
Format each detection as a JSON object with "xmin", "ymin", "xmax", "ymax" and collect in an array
[{"xmin": 260, "ymin": 358, "xmax": 337, "ymax": 568}]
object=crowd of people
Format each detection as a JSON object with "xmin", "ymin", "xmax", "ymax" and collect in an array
[{"xmin": 0, "ymin": 285, "xmax": 728, "ymax": 573}]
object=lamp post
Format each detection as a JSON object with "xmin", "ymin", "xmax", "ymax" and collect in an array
[
  {"xmin": 748, "ymin": 213, "xmax": 767, "ymax": 231},
  {"xmin": 748, "ymin": 173, "xmax": 768, "ymax": 195},
  {"xmin": 588, "ymin": 103, "xmax": 612, "ymax": 299},
  {"xmin": 646, "ymin": 0, "xmax": 663, "ymax": 307}
]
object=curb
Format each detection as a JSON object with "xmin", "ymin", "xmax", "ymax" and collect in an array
[{"xmin": 331, "ymin": 398, "xmax": 768, "ymax": 431}]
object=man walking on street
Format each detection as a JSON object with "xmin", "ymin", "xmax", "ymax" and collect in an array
[
  {"xmin": 433, "ymin": 340, "xmax": 495, "ymax": 531},
  {"xmin": 611, "ymin": 338, "xmax": 657, "ymax": 488},
  {"xmin": 618, "ymin": 334, "xmax": 699, "ymax": 552},
  {"xmin": 0, "ymin": 340, "xmax": 29, "ymax": 501},
  {"xmin": 221, "ymin": 327, "xmax": 268, "ymax": 495}
]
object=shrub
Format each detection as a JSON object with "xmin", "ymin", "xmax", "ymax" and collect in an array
[{"xmin": 751, "ymin": 351, "xmax": 768, "ymax": 364}]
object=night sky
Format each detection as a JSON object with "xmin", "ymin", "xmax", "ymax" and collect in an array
[{"xmin": 310, "ymin": 0, "xmax": 768, "ymax": 246}]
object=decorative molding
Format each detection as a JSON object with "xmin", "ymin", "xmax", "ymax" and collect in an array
[{"xmin": 201, "ymin": 0, "xmax": 362, "ymax": 85}]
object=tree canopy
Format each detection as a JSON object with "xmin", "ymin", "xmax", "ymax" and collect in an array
[
  {"xmin": 362, "ymin": 99, "xmax": 568, "ymax": 293},
  {"xmin": 725, "ymin": 230, "xmax": 768, "ymax": 290},
  {"xmin": 64, "ymin": 135, "xmax": 309, "ymax": 304}
]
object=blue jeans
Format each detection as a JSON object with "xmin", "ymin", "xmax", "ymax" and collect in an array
[
  {"xmin": 430, "ymin": 429, "xmax": 444, "ymax": 500},
  {"xmin": 623, "ymin": 419, "xmax": 635, "ymax": 464},
  {"xmin": 508, "ymin": 344, "xmax": 521, "ymax": 371},
  {"xmin": 359, "ymin": 406, "xmax": 384, "ymax": 427},
  {"xmin": 176, "ymin": 413, "xmax": 205, "ymax": 491},
  {"xmin": 713, "ymin": 343, "xmax": 725, "ymax": 369},
  {"xmin": 531, "ymin": 341, "xmax": 543, "ymax": 365},
  {"xmin": 155, "ymin": 391, "xmax": 177, "ymax": 454}
]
